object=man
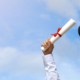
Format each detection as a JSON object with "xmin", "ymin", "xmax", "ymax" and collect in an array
[{"xmin": 41, "ymin": 37, "xmax": 60, "ymax": 80}]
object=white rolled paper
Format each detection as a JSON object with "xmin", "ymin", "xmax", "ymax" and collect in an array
[{"xmin": 41, "ymin": 19, "xmax": 76, "ymax": 52}]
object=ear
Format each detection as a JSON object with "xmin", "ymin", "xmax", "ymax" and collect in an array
[{"xmin": 78, "ymin": 26, "xmax": 80, "ymax": 36}]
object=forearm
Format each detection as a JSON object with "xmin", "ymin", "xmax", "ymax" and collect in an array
[{"xmin": 42, "ymin": 54, "xmax": 60, "ymax": 80}]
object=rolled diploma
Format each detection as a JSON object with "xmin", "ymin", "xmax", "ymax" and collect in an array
[{"xmin": 41, "ymin": 19, "xmax": 76, "ymax": 51}]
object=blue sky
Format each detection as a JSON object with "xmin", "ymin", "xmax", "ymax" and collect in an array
[{"xmin": 0, "ymin": 0, "xmax": 80, "ymax": 80}]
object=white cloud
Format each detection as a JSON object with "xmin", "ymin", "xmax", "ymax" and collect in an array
[
  {"xmin": 36, "ymin": 0, "xmax": 42, "ymax": 2},
  {"xmin": 71, "ymin": 0, "xmax": 80, "ymax": 8},
  {"xmin": 0, "ymin": 23, "xmax": 13, "ymax": 42},
  {"xmin": 0, "ymin": 47, "xmax": 44, "ymax": 78},
  {"xmin": 58, "ymin": 62, "xmax": 80, "ymax": 80},
  {"xmin": 40, "ymin": 14, "xmax": 50, "ymax": 19},
  {"xmin": 0, "ymin": 0, "xmax": 19, "ymax": 11},
  {"xmin": 39, "ymin": 0, "xmax": 80, "ymax": 18}
]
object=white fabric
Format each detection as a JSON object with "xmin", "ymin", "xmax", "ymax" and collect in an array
[{"xmin": 42, "ymin": 54, "xmax": 60, "ymax": 80}]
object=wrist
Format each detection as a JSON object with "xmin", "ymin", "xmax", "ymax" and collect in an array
[{"xmin": 44, "ymin": 52, "xmax": 52, "ymax": 55}]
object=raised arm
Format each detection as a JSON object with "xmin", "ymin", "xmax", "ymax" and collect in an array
[{"xmin": 41, "ymin": 37, "xmax": 60, "ymax": 80}]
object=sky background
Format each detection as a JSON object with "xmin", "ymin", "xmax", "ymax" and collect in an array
[{"xmin": 0, "ymin": 0, "xmax": 80, "ymax": 80}]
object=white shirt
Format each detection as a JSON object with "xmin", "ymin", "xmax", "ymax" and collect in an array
[{"xmin": 42, "ymin": 54, "xmax": 60, "ymax": 80}]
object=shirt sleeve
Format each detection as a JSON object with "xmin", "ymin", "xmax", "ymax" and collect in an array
[{"xmin": 42, "ymin": 54, "xmax": 60, "ymax": 80}]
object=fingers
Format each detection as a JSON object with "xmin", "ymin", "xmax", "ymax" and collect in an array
[
  {"xmin": 42, "ymin": 37, "xmax": 53, "ymax": 48},
  {"xmin": 48, "ymin": 37, "xmax": 53, "ymax": 44},
  {"xmin": 42, "ymin": 40, "xmax": 49, "ymax": 48}
]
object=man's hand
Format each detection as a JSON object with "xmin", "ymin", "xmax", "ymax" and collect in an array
[{"xmin": 41, "ymin": 37, "xmax": 54, "ymax": 55}]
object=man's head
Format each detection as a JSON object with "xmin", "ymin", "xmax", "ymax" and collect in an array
[{"xmin": 78, "ymin": 26, "xmax": 80, "ymax": 36}]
